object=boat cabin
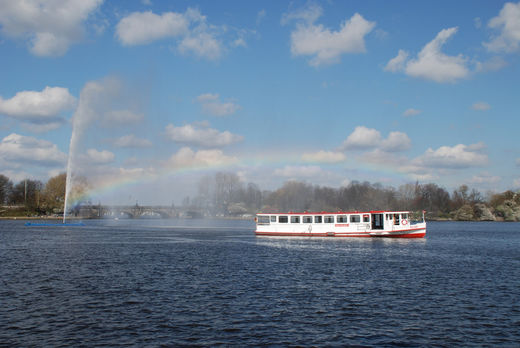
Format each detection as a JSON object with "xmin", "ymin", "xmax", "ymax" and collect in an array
[
  {"xmin": 255, "ymin": 210, "xmax": 426, "ymax": 238},
  {"xmin": 256, "ymin": 211, "xmax": 412, "ymax": 230}
]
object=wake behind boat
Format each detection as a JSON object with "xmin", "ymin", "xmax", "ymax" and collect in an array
[{"xmin": 255, "ymin": 210, "xmax": 426, "ymax": 238}]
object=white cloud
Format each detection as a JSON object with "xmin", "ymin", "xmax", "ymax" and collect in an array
[
  {"xmin": 469, "ymin": 172, "xmax": 501, "ymax": 185},
  {"xmin": 413, "ymin": 142, "xmax": 488, "ymax": 169},
  {"xmin": 116, "ymin": 8, "xmax": 233, "ymax": 61},
  {"xmin": 390, "ymin": 144, "xmax": 492, "ymax": 181},
  {"xmin": 117, "ymin": 166, "xmax": 154, "ymax": 180},
  {"xmin": 257, "ymin": 9, "xmax": 266, "ymax": 26},
  {"xmin": 196, "ymin": 94, "xmax": 218, "ymax": 102},
  {"xmin": 86, "ymin": 148, "xmax": 115, "ymax": 164},
  {"xmin": 164, "ymin": 122, "xmax": 243, "ymax": 148},
  {"xmin": 116, "ymin": 11, "xmax": 188, "ymax": 45},
  {"xmin": 406, "ymin": 28, "xmax": 469, "ymax": 83},
  {"xmin": 340, "ymin": 126, "xmax": 411, "ymax": 153},
  {"xmin": 0, "ymin": 86, "xmax": 76, "ymax": 123},
  {"xmin": 341, "ymin": 126, "xmax": 382, "ymax": 150},
  {"xmin": 403, "ymin": 108, "xmax": 422, "ymax": 117},
  {"xmin": 196, "ymin": 93, "xmax": 240, "ymax": 116},
  {"xmin": 286, "ymin": 4, "xmax": 375, "ymax": 66},
  {"xmin": 357, "ymin": 142, "xmax": 491, "ymax": 183},
  {"xmin": 475, "ymin": 56, "xmax": 508, "ymax": 72},
  {"xmin": 381, "ymin": 131, "xmax": 412, "ymax": 152},
  {"xmin": 178, "ymin": 25, "xmax": 223, "ymax": 60},
  {"xmin": 21, "ymin": 122, "xmax": 64, "ymax": 134},
  {"xmin": 514, "ymin": 178, "xmax": 520, "ymax": 188},
  {"xmin": 274, "ymin": 165, "xmax": 323, "ymax": 178},
  {"xmin": 0, "ymin": 0, "xmax": 102, "ymax": 57},
  {"xmin": 484, "ymin": 2, "xmax": 520, "ymax": 53},
  {"xmin": 301, "ymin": 150, "xmax": 346, "ymax": 163},
  {"xmin": 0, "ymin": 169, "xmax": 32, "ymax": 183},
  {"xmin": 232, "ymin": 37, "xmax": 247, "ymax": 48},
  {"xmin": 166, "ymin": 147, "xmax": 237, "ymax": 169},
  {"xmin": 282, "ymin": 3, "xmax": 323, "ymax": 25},
  {"xmin": 0, "ymin": 133, "xmax": 67, "ymax": 167},
  {"xmin": 384, "ymin": 49, "xmax": 409, "ymax": 72},
  {"xmin": 386, "ymin": 27, "xmax": 469, "ymax": 83},
  {"xmin": 472, "ymin": 102, "xmax": 491, "ymax": 111},
  {"xmin": 113, "ymin": 134, "xmax": 152, "ymax": 148},
  {"xmin": 408, "ymin": 172, "xmax": 438, "ymax": 182},
  {"xmin": 363, "ymin": 149, "xmax": 408, "ymax": 168}
]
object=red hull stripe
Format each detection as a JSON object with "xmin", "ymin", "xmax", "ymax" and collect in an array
[
  {"xmin": 255, "ymin": 230, "xmax": 426, "ymax": 238},
  {"xmin": 378, "ymin": 227, "xmax": 425, "ymax": 233}
]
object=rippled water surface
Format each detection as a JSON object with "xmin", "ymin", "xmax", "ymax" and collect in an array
[{"xmin": 1, "ymin": 219, "xmax": 519, "ymax": 346}]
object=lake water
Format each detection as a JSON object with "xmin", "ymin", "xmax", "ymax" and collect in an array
[{"xmin": 1, "ymin": 219, "xmax": 519, "ymax": 347}]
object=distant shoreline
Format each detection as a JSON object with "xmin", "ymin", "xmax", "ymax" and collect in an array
[
  {"xmin": 0, "ymin": 215, "xmax": 253, "ymax": 221},
  {"xmin": 0, "ymin": 216, "xmax": 517, "ymax": 222},
  {"xmin": 0, "ymin": 216, "xmax": 80, "ymax": 221}
]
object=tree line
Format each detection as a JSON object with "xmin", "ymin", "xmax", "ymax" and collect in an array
[
  {"xmin": 0, "ymin": 173, "xmax": 66, "ymax": 216},
  {"xmin": 1, "ymin": 171, "xmax": 519, "ymax": 221},
  {"xmin": 184, "ymin": 172, "xmax": 520, "ymax": 221}
]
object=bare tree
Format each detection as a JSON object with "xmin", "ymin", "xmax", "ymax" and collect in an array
[
  {"xmin": 0, "ymin": 174, "xmax": 13, "ymax": 205},
  {"xmin": 9, "ymin": 179, "xmax": 44, "ymax": 211}
]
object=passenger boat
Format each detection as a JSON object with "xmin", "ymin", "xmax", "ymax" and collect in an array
[{"xmin": 255, "ymin": 210, "xmax": 426, "ymax": 238}]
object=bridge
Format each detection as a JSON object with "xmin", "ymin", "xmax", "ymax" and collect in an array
[{"xmin": 73, "ymin": 204, "xmax": 201, "ymax": 219}]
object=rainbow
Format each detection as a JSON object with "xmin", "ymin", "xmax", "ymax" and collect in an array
[{"xmin": 65, "ymin": 149, "xmax": 411, "ymax": 207}]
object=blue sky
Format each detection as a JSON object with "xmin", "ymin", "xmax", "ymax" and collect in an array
[{"xmin": 0, "ymin": 0, "xmax": 519, "ymax": 204}]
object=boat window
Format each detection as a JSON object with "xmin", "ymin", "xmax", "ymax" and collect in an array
[
  {"xmin": 270, "ymin": 216, "xmax": 276, "ymax": 222},
  {"xmin": 291, "ymin": 216, "xmax": 300, "ymax": 223},
  {"xmin": 257, "ymin": 216, "xmax": 270, "ymax": 224},
  {"xmin": 336, "ymin": 215, "xmax": 348, "ymax": 223},
  {"xmin": 393, "ymin": 214, "xmax": 400, "ymax": 225},
  {"xmin": 350, "ymin": 215, "xmax": 360, "ymax": 223},
  {"xmin": 402, "ymin": 213, "xmax": 408, "ymax": 220},
  {"xmin": 279, "ymin": 216, "xmax": 288, "ymax": 223},
  {"xmin": 314, "ymin": 216, "xmax": 322, "ymax": 223},
  {"xmin": 363, "ymin": 214, "xmax": 370, "ymax": 223},
  {"xmin": 324, "ymin": 216, "xmax": 334, "ymax": 223},
  {"xmin": 302, "ymin": 216, "xmax": 312, "ymax": 223},
  {"xmin": 386, "ymin": 214, "xmax": 392, "ymax": 220}
]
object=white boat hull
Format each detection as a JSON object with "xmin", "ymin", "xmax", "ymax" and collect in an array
[{"xmin": 255, "ymin": 211, "xmax": 426, "ymax": 238}]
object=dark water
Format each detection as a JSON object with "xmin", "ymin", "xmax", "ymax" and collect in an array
[{"xmin": 1, "ymin": 220, "xmax": 519, "ymax": 347}]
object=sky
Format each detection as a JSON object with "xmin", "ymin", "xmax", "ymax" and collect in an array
[{"xmin": 0, "ymin": 0, "xmax": 519, "ymax": 205}]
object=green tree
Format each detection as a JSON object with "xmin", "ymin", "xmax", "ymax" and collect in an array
[{"xmin": 43, "ymin": 173, "xmax": 67, "ymax": 212}]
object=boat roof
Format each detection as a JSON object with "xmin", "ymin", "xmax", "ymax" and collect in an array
[{"xmin": 257, "ymin": 210, "xmax": 410, "ymax": 215}]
